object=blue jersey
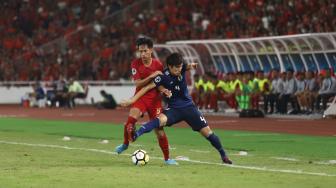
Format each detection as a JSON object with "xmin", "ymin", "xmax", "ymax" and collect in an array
[{"xmin": 153, "ymin": 64, "xmax": 193, "ymax": 108}]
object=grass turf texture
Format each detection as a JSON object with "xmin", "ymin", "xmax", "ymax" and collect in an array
[{"xmin": 0, "ymin": 118, "xmax": 335, "ymax": 188}]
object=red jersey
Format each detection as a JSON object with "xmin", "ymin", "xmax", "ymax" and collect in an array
[{"xmin": 131, "ymin": 58, "xmax": 163, "ymax": 100}]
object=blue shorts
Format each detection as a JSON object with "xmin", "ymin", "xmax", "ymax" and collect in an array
[{"xmin": 162, "ymin": 104, "xmax": 207, "ymax": 131}]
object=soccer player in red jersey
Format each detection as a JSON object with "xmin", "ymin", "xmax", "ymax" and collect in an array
[{"xmin": 115, "ymin": 37, "xmax": 177, "ymax": 165}]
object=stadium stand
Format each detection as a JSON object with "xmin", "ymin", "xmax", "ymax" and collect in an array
[
  {"xmin": 0, "ymin": 0, "xmax": 335, "ymax": 116},
  {"xmin": 0, "ymin": 0, "xmax": 335, "ymax": 82}
]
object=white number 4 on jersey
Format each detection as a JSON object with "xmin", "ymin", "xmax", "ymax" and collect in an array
[{"xmin": 200, "ymin": 116, "xmax": 207, "ymax": 123}]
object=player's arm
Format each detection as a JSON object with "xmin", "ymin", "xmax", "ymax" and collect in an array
[
  {"xmin": 158, "ymin": 86, "xmax": 172, "ymax": 98},
  {"xmin": 186, "ymin": 62, "xmax": 198, "ymax": 71},
  {"xmin": 120, "ymin": 83, "xmax": 171, "ymax": 107},
  {"xmin": 120, "ymin": 82, "xmax": 156, "ymax": 107},
  {"xmin": 134, "ymin": 71, "xmax": 162, "ymax": 88}
]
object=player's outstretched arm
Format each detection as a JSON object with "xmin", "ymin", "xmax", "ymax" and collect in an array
[
  {"xmin": 120, "ymin": 82, "xmax": 156, "ymax": 107},
  {"xmin": 158, "ymin": 86, "xmax": 172, "ymax": 98},
  {"xmin": 186, "ymin": 63, "xmax": 198, "ymax": 71},
  {"xmin": 134, "ymin": 71, "xmax": 162, "ymax": 88}
]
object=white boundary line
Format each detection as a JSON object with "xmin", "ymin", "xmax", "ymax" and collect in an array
[
  {"xmin": 232, "ymin": 133, "xmax": 280, "ymax": 137},
  {"xmin": 0, "ymin": 114, "xmax": 28, "ymax": 118},
  {"xmin": 0, "ymin": 140, "xmax": 335, "ymax": 177},
  {"xmin": 189, "ymin": 149, "xmax": 210, "ymax": 153},
  {"xmin": 271, "ymin": 157, "xmax": 299, "ymax": 161}
]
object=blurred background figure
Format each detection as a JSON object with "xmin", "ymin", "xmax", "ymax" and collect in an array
[
  {"xmin": 47, "ymin": 75, "xmax": 68, "ymax": 108},
  {"xmin": 22, "ymin": 81, "xmax": 45, "ymax": 108},
  {"xmin": 92, "ymin": 90, "xmax": 117, "ymax": 109},
  {"xmin": 66, "ymin": 78, "xmax": 88, "ymax": 108},
  {"xmin": 315, "ymin": 69, "xmax": 336, "ymax": 112},
  {"xmin": 268, "ymin": 69, "xmax": 280, "ymax": 114}
]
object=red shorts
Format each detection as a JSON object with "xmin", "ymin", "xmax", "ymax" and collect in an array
[{"xmin": 132, "ymin": 97, "xmax": 162, "ymax": 120}]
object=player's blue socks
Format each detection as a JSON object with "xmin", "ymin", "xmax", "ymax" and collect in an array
[
  {"xmin": 206, "ymin": 133, "xmax": 227, "ymax": 159},
  {"xmin": 135, "ymin": 118, "xmax": 160, "ymax": 139}
]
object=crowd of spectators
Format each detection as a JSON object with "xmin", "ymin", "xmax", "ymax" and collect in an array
[{"xmin": 0, "ymin": 0, "xmax": 335, "ymax": 82}]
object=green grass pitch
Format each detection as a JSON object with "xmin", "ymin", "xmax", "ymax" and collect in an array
[{"xmin": 0, "ymin": 118, "xmax": 335, "ymax": 188}]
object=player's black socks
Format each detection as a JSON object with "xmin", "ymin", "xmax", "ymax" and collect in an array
[
  {"xmin": 206, "ymin": 133, "xmax": 226, "ymax": 159},
  {"xmin": 136, "ymin": 118, "xmax": 160, "ymax": 137}
]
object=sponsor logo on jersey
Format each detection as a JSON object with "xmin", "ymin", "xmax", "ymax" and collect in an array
[
  {"xmin": 165, "ymin": 70, "xmax": 170, "ymax": 75},
  {"xmin": 154, "ymin": 76, "xmax": 161, "ymax": 83}
]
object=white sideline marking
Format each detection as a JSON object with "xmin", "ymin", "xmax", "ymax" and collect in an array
[
  {"xmin": 272, "ymin": 157, "xmax": 299, "ymax": 161},
  {"xmin": 276, "ymin": 119, "xmax": 307, "ymax": 122},
  {"xmin": 233, "ymin": 133, "xmax": 280, "ymax": 137},
  {"xmin": 189, "ymin": 149, "xmax": 210, "ymax": 153},
  {"xmin": 176, "ymin": 156, "xmax": 190, "ymax": 161},
  {"xmin": 209, "ymin": 120, "xmax": 238, "ymax": 124},
  {"xmin": 314, "ymin": 160, "xmax": 336, "ymax": 165},
  {"xmin": 230, "ymin": 153, "xmax": 253, "ymax": 156},
  {"xmin": 129, "ymin": 144, "xmax": 143, "ymax": 147},
  {"xmin": 0, "ymin": 114, "xmax": 28, "ymax": 118},
  {"xmin": 62, "ymin": 113, "xmax": 95, "ymax": 117},
  {"xmin": 0, "ymin": 140, "xmax": 335, "ymax": 177}
]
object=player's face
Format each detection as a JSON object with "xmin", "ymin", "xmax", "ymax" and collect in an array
[
  {"xmin": 168, "ymin": 64, "xmax": 183, "ymax": 76},
  {"xmin": 137, "ymin": 44, "xmax": 152, "ymax": 63}
]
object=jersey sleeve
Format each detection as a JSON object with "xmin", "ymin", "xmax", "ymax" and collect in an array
[
  {"xmin": 131, "ymin": 61, "xmax": 140, "ymax": 81},
  {"xmin": 153, "ymin": 75, "xmax": 164, "ymax": 87}
]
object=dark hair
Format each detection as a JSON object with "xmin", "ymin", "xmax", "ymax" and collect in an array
[
  {"xmin": 166, "ymin": 53, "xmax": 185, "ymax": 67},
  {"xmin": 136, "ymin": 37, "xmax": 153, "ymax": 48}
]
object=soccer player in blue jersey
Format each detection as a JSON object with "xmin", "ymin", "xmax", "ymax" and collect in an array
[{"xmin": 121, "ymin": 53, "xmax": 232, "ymax": 164}]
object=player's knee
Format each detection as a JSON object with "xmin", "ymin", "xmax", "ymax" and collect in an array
[
  {"xmin": 199, "ymin": 126, "xmax": 213, "ymax": 137},
  {"xmin": 154, "ymin": 127, "xmax": 166, "ymax": 137},
  {"xmin": 129, "ymin": 108, "xmax": 142, "ymax": 119},
  {"xmin": 158, "ymin": 114, "xmax": 168, "ymax": 127}
]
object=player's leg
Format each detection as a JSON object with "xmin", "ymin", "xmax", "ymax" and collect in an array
[
  {"xmin": 148, "ymin": 104, "xmax": 178, "ymax": 165},
  {"xmin": 199, "ymin": 126, "xmax": 232, "ymax": 164},
  {"xmin": 134, "ymin": 108, "xmax": 181, "ymax": 140},
  {"xmin": 153, "ymin": 127, "xmax": 178, "ymax": 165},
  {"xmin": 115, "ymin": 106, "xmax": 142, "ymax": 154},
  {"xmin": 184, "ymin": 105, "xmax": 232, "ymax": 164},
  {"xmin": 134, "ymin": 113, "xmax": 167, "ymax": 140},
  {"xmin": 124, "ymin": 100, "xmax": 148, "ymax": 143},
  {"xmin": 153, "ymin": 127, "xmax": 169, "ymax": 160},
  {"xmin": 125, "ymin": 107, "xmax": 143, "ymax": 142}
]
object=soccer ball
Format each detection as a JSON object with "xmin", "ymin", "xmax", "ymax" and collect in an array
[{"xmin": 131, "ymin": 149, "xmax": 149, "ymax": 166}]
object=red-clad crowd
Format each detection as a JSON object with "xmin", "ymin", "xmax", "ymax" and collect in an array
[{"xmin": 1, "ymin": 0, "xmax": 335, "ymax": 81}]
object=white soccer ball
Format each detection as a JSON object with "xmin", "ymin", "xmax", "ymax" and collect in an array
[{"xmin": 131, "ymin": 149, "xmax": 149, "ymax": 166}]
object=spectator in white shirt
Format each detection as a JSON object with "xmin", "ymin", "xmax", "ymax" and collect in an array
[
  {"xmin": 315, "ymin": 70, "xmax": 336, "ymax": 111},
  {"xmin": 67, "ymin": 78, "xmax": 88, "ymax": 108}
]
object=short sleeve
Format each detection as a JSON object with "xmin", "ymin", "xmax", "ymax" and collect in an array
[
  {"xmin": 153, "ymin": 75, "xmax": 164, "ymax": 87},
  {"xmin": 131, "ymin": 62, "xmax": 140, "ymax": 81}
]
